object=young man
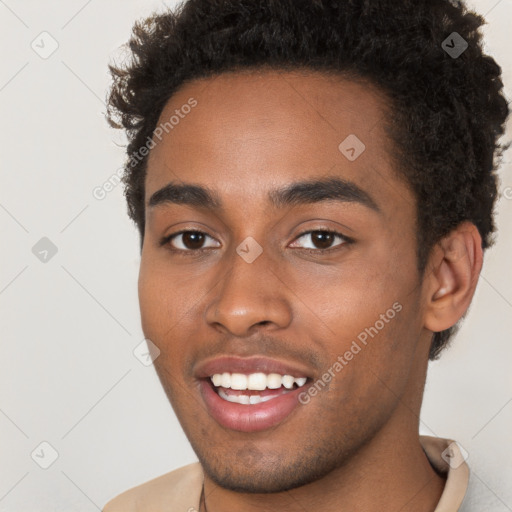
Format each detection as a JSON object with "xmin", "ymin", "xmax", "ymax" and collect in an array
[{"xmin": 103, "ymin": 0, "xmax": 509, "ymax": 510}]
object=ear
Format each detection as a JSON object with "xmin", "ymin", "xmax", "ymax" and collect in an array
[{"xmin": 423, "ymin": 221, "xmax": 483, "ymax": 333}]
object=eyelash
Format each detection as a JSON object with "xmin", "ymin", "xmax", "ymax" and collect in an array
[{"xmin": 159, "ymin": 228, "xmax": 353, "ymax": 256}]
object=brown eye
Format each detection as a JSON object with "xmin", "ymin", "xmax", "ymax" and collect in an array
[
  {"xmin": 165, "ymin": 230, "xmax": 221, "ymax": 251},
  {"xmin": 310, "ymin": 231, "xmax": 335, "ymax": 249},
  {"xmin": 181, "ymin": 231, "xmax": 205, "ymax": 250},
  {"xmin": 290, "ymin": 229, "xmax": 348, "ymax": 251}
]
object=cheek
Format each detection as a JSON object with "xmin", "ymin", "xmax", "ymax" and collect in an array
[
  {"xmin": 138, "ymin": 252, "xmax": 197, "ymax": 321},
  {"xmin": 137, "ymin": 259, "xmax": 185, "ymax": 349},
  {"xmin": 138, "ymin": 262, "xmax": 164, "ymax": 336},
  {"xmin": 138, "ymin": 262, "xmax": 198, "ymax": 406},
  {"xmin": 286, "ymin": 249, "xmax": 411, "ymax": 341},
  {"xmin": 311, "ymin": 305, "xmax": 419, "ymax": 442},
  {"xmin": 302, "ymin": 250, "xmax": 420, "ymax": 399},
  {"xmin": 137, "ymin": 256, "xmax": 213, "ymax": 381}
]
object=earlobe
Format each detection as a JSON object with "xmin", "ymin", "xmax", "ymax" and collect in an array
[{"xmin": 423, "ymin": 222, "xmax": 483, "ymax": 333}]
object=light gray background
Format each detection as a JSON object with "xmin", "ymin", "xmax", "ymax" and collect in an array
[{"xmin": 1, "ymin": 0, "xmax": 511, "ymax": 510}]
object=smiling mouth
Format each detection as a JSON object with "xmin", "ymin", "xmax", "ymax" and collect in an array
[
  {"xmin": 196, "ymin": 356, "xmax": 314, "ymax": 432},
  {"xmin": 209, "ymin": 371, "xmax": 308, "ymax": 405}
]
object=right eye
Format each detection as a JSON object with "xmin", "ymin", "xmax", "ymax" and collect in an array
[{"xmin": 160, "ymin": 230, "xmax": 221, "ymax": 253}]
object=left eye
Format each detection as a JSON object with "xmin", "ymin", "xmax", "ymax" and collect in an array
[{"xmin": 289, "ymin": 230, "xmax": 348, "ymax": 251}]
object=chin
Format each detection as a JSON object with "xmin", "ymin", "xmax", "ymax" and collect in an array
[{"xmin": 195, "ymin": 442, "xmax": 347, "ymax": 494}]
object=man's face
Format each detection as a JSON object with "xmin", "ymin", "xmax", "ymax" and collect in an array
[{"xmin": 139, "ymin": 70, "xmax": 430, "ymax": 492}]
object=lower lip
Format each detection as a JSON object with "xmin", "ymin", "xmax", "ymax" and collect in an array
[{"xmin": 199, "ymin": 380, "xmax": 305, "ymax": 432}]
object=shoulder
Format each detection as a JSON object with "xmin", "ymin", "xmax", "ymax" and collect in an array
[{"xmin": 102, "ymin": 462, "xmax": 203, "ymax": 512}]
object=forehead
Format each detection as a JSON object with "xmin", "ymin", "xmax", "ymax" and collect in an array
[{"xmin": 145, "ymin": 69, "xmax": 413, "ymax": 217}]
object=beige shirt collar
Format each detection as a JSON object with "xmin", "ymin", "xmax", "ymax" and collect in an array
[{"xmin": 420, "ymin": 435, "xmax": 470, "ymax": 511}]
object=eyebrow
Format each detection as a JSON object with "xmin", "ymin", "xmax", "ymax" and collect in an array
[{"xmin": 148, "ymin": 176, "xmax": 381, "ymax": 214}]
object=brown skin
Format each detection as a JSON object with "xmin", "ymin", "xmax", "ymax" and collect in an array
[{"xmin": 138, "ymin": 70, "xmax": 483, "ymax": 511}]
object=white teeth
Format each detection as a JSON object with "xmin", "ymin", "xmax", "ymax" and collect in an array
[
  {"xmin": 218, "ymin": 389, "xmax": 250, "ymax": 404},
  {"xmin": 267, "ymin": 373, "xmax": 283, "ymax": 389},
  {"xmin": 217, "ymin": 388, "xmax": 278, "ymax": 405},
  {"xmin": 221, "ymin": 372, "xmax": 230, "ymax": 388},
  {"xmin": 247, "ymin": 372, "xmax": 267, "ymax": 390},
  {"xmin": 230, "ymin": 373, "xmax": 248, "ymax": 390},
  {"xmin": 209, "ymin": 372, "xmax": 308, "ymax": 391},
  {"xmin": 211, "ymin": 374, "xmax": 223, "ymax": 387},
  {"xmin": 282, "ymin": 375, "xmax": 295, "ymax": 389},
  {"xmin": 294, "ymin": 377, "xmax": 307, "ymax": 387}
]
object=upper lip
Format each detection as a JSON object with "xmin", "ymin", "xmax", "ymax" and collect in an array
[{"xmin": 195, "ymin": 356, "xmax": 313, "ymax": 379}]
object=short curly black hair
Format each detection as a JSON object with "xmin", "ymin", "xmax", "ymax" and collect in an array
[{"xmin": 106, "ymin": 0, "xmax": 509, "ymax": 360}]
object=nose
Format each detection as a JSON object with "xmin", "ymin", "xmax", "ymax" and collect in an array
[{"xmin": 205, "ymin": 249, "xmax": 293, "ymax": 337}]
